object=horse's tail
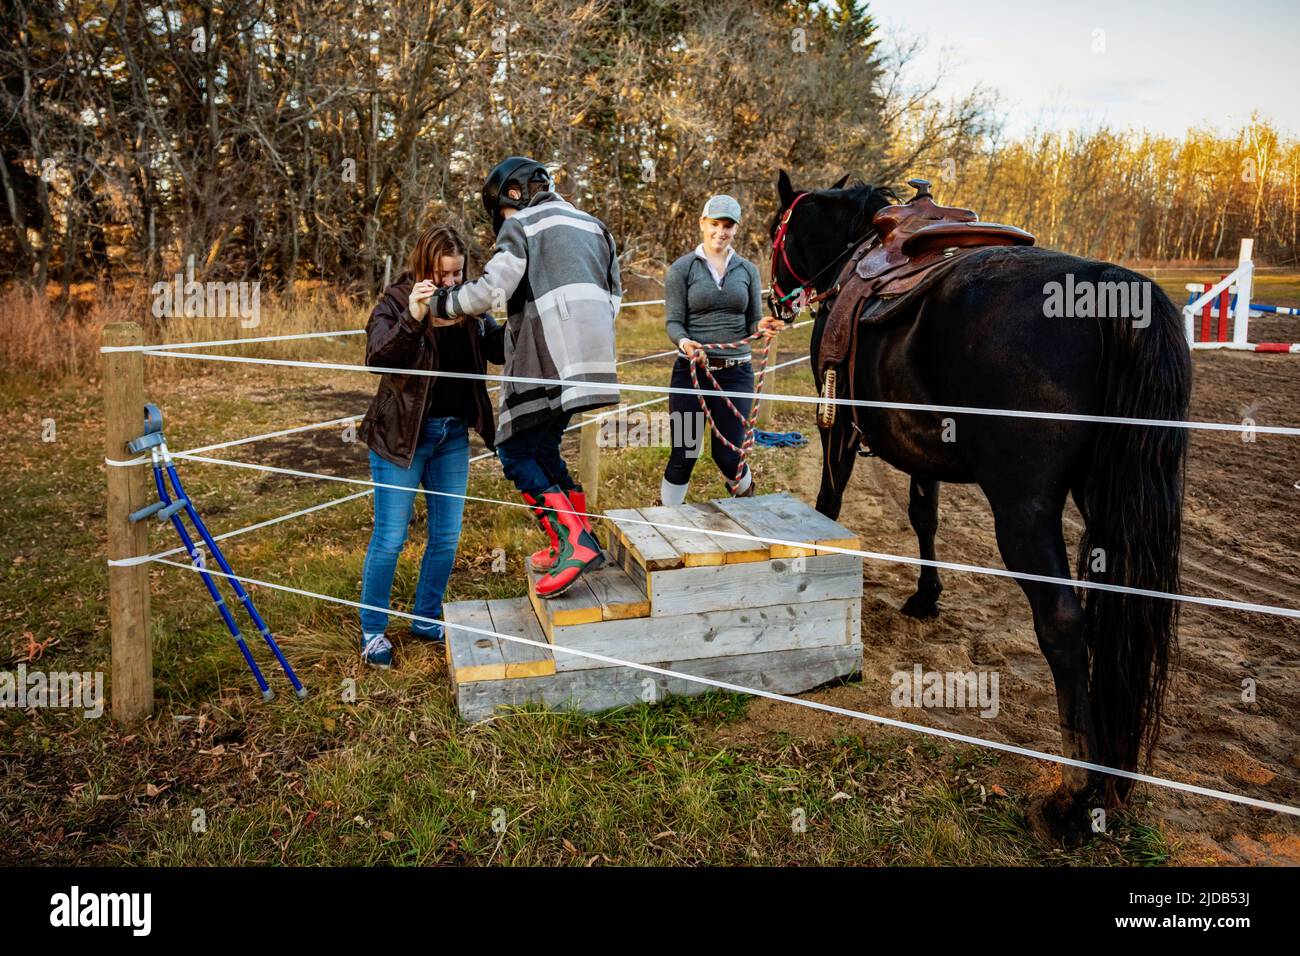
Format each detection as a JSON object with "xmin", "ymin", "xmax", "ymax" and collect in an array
[{"xmin": 1077, "ymin": 272, "xmax": 1192, "ymax": 805}]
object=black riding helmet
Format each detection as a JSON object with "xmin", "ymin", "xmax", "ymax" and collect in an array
[{"xmin": 482, "ymin": 156, "xmax": 552, "ymax": 234}]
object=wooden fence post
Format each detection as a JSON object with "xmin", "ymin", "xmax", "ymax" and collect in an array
[
  {"xmin": 758, "ymin": 335, "xmax": 777, "ymax": 427},
  {"xmin": 103, "ymin": 322, "xmax": 153, "ymax": 724},
  {"xmin": 579, "ymin": 415, "xmax": 601, "ymax": 511}
]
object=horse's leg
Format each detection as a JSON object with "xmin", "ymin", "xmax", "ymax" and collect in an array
[
  {"xmin": 814, "ymin": 418, "xmax": 858, "ymax": 519},
  {"xmin": 987, "ymin": 494, "xmax": 1104, "ymax": 847},
  {"xmin": 900, "ymin": 478, "xmax": 943, "ymax": 619}
]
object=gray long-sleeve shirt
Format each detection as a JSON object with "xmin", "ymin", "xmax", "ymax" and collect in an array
[{"xmin": 664, "ymin": 249, "xmax": 763, "ymax": 359}]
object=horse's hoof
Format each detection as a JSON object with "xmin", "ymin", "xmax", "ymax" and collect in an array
[
  {"xmin": 1026, "ymin": 790, "xmax": 1094, "ymax": 850},
  {"xmin": 900, "ymin": 592, "xmax": 941, "ymax": 619}
]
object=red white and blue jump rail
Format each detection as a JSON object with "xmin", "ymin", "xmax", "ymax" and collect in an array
[{"xmin": 1183, "ymin": 238, "xmax": 1300, "ymax": 353}]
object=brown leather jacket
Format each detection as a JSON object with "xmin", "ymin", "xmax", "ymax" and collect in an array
[{"xmin": 358, "ymin": 274, "xmax": 505, "ymax": 468}]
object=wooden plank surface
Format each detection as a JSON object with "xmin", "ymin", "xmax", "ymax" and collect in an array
[
  {"xmin": 715, "ymin": 495, "xmax": 817, "ymax": 558},
  {"xmin": 444, "ymin": 601, "xmax": 507, "ymax": 684},
  {"xmin": 761, "ymin": 492, "xmax": 860, "ymax": 553},
  {"xmin": 487, "ymin": 598, "xmax": 555, "ymax": 678},
  {"xmin": 604, "ymin": 507, "xmax": 682, "ymax": 571},
  {"xmin": 526, "ymin": 563, "xmax": 602, "ymax": 627},
  {"xmin": 455, "ymin": 642, "xmax": 862, "ymax": 722},
  {"xmin": 650, "ymin": 553, "xmax": 862, "ymax": 618},
  {"xmin": 581, "ymin": 562, "xmax": 651, "ymax": 619},
  {"xmin": 547, "ymin": 597, "xmax": 860, "ymax": 672},
  {"xmin": 675, "ymin": 502, "xmax": 769, "ymax": 563},
  {"xmin": 636, "ymin": 505, "xmax": 725, "ymax": 566},
  {"xmin": 606, "ymin": 533, "xmax": 649, "ymax": 597}
]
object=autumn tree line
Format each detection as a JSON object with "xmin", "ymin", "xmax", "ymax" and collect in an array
[{"xmin": 2, "ymin": 0, "xmax": 1297, "ymax": 304}]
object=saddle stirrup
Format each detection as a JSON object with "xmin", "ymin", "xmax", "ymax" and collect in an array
[{"xmin": 817, "ymin": 369, "xmax": 838, "ymax": 429}]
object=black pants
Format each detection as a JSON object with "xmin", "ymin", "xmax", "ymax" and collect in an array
[{"xmin": 664, "ymin": 356, "xmax": 753, "ymax": 485}]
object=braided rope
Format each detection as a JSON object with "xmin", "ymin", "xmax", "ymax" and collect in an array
[{"xmin": 686, "ymin": 330, "xmax": 775, "ymax": 485}]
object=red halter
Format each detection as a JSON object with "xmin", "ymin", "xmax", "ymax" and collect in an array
[{"xmin": 769, "ymin": 191, "xmax": 812, "ymax": 310}]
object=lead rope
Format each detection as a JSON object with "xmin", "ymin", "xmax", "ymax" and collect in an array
[{"xmin": 687, "ymin": 330, "xmax": 774, "ymax": 488}]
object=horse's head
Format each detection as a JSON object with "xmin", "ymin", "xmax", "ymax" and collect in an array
[{"xmin": 767, "ymin": 169, "xmax": 897, "ymax": 320}]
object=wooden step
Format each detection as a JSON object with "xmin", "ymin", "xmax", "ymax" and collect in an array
[
  {"xmin": 604, "ymin": 493, "xmax": 857, "ymax": 580},
  {"xmin": 602, "ymin": 508, "xmax": 683, "ymax": 572},
  {"xmin": 445, "ymin": 598, "xmax": 554, "ymax": 685},
  {"xmin": 525, "ymin": 559, "xmax": 650, "ymax": 640},
  {"xmin": 713, "ymin": 492, "xmax": 860, "ymax": 557},
  {"xmin": 647, "ymin": 553, "xmax": 862, "ymax": 619},
  {"xmin": 453, "ymin": 641, "xmax": 863, "ymax": 723},
  {"xmin": 444, "ymin": 493, "xmax": 865, "ymax": 723},
  {"xmin": 547, "ymin": 597, "xmax": 861, "ymax": 672},
  {"xmin": 675, "ymin": 502, "xmax": 771, "ymax": 563}
]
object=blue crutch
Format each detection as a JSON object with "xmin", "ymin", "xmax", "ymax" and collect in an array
[{"xmin": 127, "ymin": 404, "xmax": 307, "ymax": 700}]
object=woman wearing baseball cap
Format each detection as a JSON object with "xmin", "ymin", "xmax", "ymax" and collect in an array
[{"xmin": 660, "ymin": 195, "xmax": 783, "ymax": 504}]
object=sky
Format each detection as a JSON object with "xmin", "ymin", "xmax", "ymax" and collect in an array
[{"xmin": 864, "ymin": 0, "xmax": 1299, "ymax": 138}]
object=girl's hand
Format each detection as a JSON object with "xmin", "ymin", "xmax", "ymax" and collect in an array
[
  {"xmin": 679, "ymin": 337, "xmax": 704, "ymax": 360},
  {"xmin": 408, "ymin": 280, "xmax": 437, "ymax": 322},
  {"xmin": 757, "ymin": 316, "xmax": 784, "ymax": 338}
]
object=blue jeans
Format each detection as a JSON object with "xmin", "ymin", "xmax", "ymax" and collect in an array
[
  {"xmin": 495, "ymin": 411, "xmax": 576, "ymax": 498},
  {"xmin": 360, "ymin": 416, "xmax": 470, "ymax": 635}
]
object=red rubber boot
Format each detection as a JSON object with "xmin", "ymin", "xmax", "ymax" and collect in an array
[
  {"xmin": 535, "ymin": 486, "xmax": 604, "ymax": 598},
  {"xmin": 567, "ymin": 489, "xmax": 595, "ymax": 534},
  {"xmin": 530, "ymin": 488, "xmax": 594, "ymax": 571},
  {"xmin": 523, "ymin": 492, "xmax": 561, "ymax": 571}
]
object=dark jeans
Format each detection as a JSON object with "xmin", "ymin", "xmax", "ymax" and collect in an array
[
  {"xmin": 496, "ymin": 411, "xmax": 577, "ymax": 498},
  {"xmin": 665, "ymin": 356, "xmax": 753, "ymax": 485}
]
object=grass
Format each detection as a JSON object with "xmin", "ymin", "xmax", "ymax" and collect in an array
[{"xmin": 0, "ymin": 289, "xmax": 1173, "ymax": 867}]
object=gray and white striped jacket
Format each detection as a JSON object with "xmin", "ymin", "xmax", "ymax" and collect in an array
[{"xmin": 435, "ymin": 192, "xmax": 621, "ymax": 443}]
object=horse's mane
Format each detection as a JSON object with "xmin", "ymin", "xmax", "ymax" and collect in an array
[
  {"xmin": 838, "ymin": 180, "xmax": 899, "ymax": 230},
  {"xmin": 842, "ymin": 179, "xmax": 898, "ymax": 204},
  {"xmin": 770, "ymin": 176, "xmax": 900, "ymax": 237}
]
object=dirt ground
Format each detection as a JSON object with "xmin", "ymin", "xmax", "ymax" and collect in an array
[{"xmin": 721, "ymin": 348, "xmax": 1300, "ymax": 865}]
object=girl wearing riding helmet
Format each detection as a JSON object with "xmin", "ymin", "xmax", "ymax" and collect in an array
[
  {"xmin": 660, "ymin": 194, "xmax": 783, "ymax": 505},
  {"xmin": 356, "ymin": 224, "xmax": 505, "ymax": 668}
]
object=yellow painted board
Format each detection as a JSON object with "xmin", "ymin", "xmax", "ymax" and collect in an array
[
  {"xmin": 487, "ymin": 598, "xmax": 556, "ymax": 678},
  {"xmin": 675, "ymin": 502, "xmax": 770, "ymax": 563},
  {"xmin": 526, "ymin": 564, "xmax": 603, "ymax": 627},
  {"xmin": 636, "ymin": 505, "xmax": 726, "ymax": 567}
]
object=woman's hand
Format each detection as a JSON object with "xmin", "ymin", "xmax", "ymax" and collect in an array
[
  {"xmin": 757, "ymin": 315, "xmax": 785, "ymax": 338},
  {"xmin": 410, "ymin": 280, "xmax": 465, "ymax": 327},
  {"xmin": 678, "ymin": 337, "xmax": 704, "ymax": 360},
  {"xmin": 408, "ymin": 280, "xmax": 436, "ymax": 322}
]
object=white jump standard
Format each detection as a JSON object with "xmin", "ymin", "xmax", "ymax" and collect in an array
[{"xmin": 1183, "ymin": 238, "xmax": 1300, "ymax": 353}]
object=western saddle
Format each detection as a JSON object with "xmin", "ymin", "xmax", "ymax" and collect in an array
[{"xmin": 815, "ymin": 179, "xmax": 1035, "ymax": 428}]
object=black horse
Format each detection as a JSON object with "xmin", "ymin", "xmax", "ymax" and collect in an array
[{"xmin": 769, "ymin": 171, "xmax": 1192, "ymax": 844}]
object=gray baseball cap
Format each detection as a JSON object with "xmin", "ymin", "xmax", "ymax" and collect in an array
[{"xmin": 701, "ymin": 194, "xmax": 742, "ymax": 223}]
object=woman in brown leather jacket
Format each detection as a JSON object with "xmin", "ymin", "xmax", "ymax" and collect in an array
[{"xmin": 356, "ymin": 224, "xmax": 504, "ymax": 668}]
